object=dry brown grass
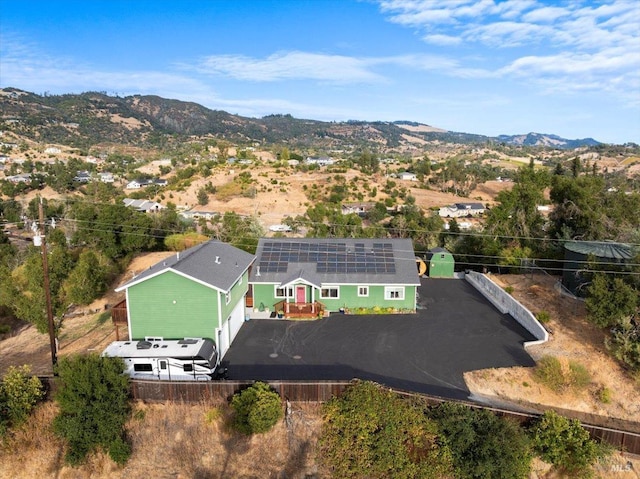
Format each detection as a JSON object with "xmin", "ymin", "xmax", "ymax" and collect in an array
[{"xmin": 0, "ymin": 400, "xmax": 327, "ymax": 479}]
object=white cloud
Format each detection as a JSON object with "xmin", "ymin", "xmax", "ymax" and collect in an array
[
  {"xmin": 190, "ymin": 51, "xmax": 383, "ymax": 83},
  {"xmin": 422, "ymin": 33, "xmax": 462, "ymax": 46}
]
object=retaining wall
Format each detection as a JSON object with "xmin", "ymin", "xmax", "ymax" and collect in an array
[{"xmin": 465, "ymin": 271, "xmax": 548, "ymax": 347}]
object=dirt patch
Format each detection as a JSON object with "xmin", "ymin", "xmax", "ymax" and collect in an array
[{"xmin": 465, "ymin": 273, "xmax": 640, "ymax": 425}]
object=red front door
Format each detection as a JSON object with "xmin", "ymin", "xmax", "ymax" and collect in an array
[{"xmin": 296, "ymin": 286, "xmax": 306, "ymax": 303}]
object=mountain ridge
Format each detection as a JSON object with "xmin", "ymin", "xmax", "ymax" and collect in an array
[{"xmin": 0, "ymin": 88, "xmax": 602, "ymax": 150}]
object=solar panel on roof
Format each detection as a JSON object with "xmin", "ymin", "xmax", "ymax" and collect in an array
[{"xmin": 258, "ymin": 241, "xmax": 396, "ymax": 274}]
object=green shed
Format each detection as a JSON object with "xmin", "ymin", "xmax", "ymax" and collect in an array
[{"xmin": 425, "ymin": 247, "xmax": 455, "ymax": 278}]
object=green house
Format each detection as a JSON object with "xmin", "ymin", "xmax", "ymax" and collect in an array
[
  {"xmin": 425, "ymin": 247, "xmax": 455, "ymax": 278},
  {"xmin": 115, "ymin": 240, "xmax": 255, "ymax": 357},
  {"xmin": 249, "ymin": 238, "xmax": 420, "ymax": 317}
]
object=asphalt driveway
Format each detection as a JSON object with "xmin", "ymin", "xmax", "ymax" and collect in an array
[{"xmin": 223, "ymin": 278, "xmax": 536, "ymax": 400}]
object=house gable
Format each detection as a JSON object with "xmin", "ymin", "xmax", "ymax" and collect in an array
[{"xmin": 126, "ymin": 270, "xmax": 220, "ymax": 341}]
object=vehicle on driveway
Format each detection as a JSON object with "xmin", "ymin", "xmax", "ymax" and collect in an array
[{"xmin": 102, "ymin": 337, "xmax": 220, "ymax": 381}]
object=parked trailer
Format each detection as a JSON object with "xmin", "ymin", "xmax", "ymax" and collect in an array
[{"xmin": 102, "ymin": 337, "xmax": 220, "ymax": 381}]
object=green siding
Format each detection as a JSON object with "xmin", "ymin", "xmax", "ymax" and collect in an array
[
  {"xmin": 252, "ymin": 282, "xmax": 416, "ymax": 313},
  {"xmin": 428, "ymin": 253, "xmax": 455, "ymax": 278},
  {"xmin": 128, "ymin": 271, "xmax": 219, "ymax": 342},
  {"xmin": 320, "ymin": 285, "xmax": 415, "ymax": 311},
  {"xmin": 220, "ymin": 270, "xmax": 249, "ymax": 320}
]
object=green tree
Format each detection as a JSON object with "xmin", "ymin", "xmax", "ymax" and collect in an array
[
  {"xmin": 62, "ymin": 250, "xmax": 112, "ymax": 305},
  {"xmin": 230, "ymin": 382, "xmax": 282, "ymax": 435},
  {"xmin": 530, "ymin": 411, "xmax": 603, "ymax": 476},
  {"xmin": 0, "ymin": 365, "xmax": 44, "ymax": 435},
  {"xmin": 429, "ymin": 402, "xmax": 532, "ymax": 479},
  {"xmin": 320, "ymin": 381, "xmax": 453, "ymax": 479},
  {"xmin": 53, "ymin": 354, "xmax": 131, "ymax": 465},
  {"xmin": 585, "ymin": 273, "xmax": 638, "ymax": 328},
  {"xmin": 197, "ymin": 187, "xmax": 208, "ymax": 206}
]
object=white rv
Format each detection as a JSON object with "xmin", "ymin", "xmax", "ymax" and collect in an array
[{"xmin": 102, "ymin": 337, "xmax": 220, "ymax": 381}]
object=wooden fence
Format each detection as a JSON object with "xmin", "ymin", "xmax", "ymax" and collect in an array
[{"xmin": 39, "ymin": 377, "xmax": 640, "ymax": 455}]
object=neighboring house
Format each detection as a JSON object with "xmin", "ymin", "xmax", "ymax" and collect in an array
[
  {"xmin": 249, "ymin": 238, "xmax": 420, "ymax": 318},
  {"xmin": 122, "ymin": 198, "xmax": 166, "ymax": 213},
  {"xmin": 438, "ymin": 203, "xmax": 486, "ymax": 218},
  {"xmin": 99, "ymin": 172, "xmax": 115, "ymax": 183},
  {"xmin": 305, "ymin": 156, "xmax": 335, "ymax": 166},
  {"xmin": 73, "ymin": 170, "xmax": 91, "ymax": 183},
  {"xmin": 424, "ymin": 247, "xmax": 455, "ymax": 278},
  {"xmin": 341, "ymin": 202, "xmax": 375, "ymax": 217},
  {"xmin": 180, "ymin": 210, "xmax": 219, "ymax": 221},
  {"xmin": 115, "ymin": 240, "xmax": 255, "ymax": 358},
  {"xmin": 398, "ymin": 172, "xmax": 418, "ymax": 181},
  {"xmin": 126, "ymin": 178, "xmax": 167, "ymax": 189},
  {"xmin": 6, "ymin": 173, "xmax": 31, "ymax": 183}
]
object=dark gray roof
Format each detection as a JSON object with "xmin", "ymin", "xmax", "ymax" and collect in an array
[
  {"xmin": 564, "ymin": 241, "xmax": 635, "ymax": 260},
  {"xmin": 116, "ymin": 240, "xmax": 255, "ymax": 292},
  {"xmin": 250, "ymin": 238, "xmax": 420, "ymax": 286},
  {"xmin": 425, "ymin": 247, "xmax": 452, "ymax": 260}
]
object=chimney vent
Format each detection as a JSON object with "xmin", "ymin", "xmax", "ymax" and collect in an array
[
  {"xmin": 256, "ymin": 266, "xmax": 261, "ymax": 277},
  {"xmin": 215, "ymin": 256, "xmax": 221, "ymax": 264}
]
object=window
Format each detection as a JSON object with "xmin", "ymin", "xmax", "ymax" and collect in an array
[
  {"xmin": 133, "ymin": 364, "xmax": 153, "ymax": 372},
  {"xmin": 321, "ymin": 287, "xmax": 339, "ymax": 299},
  {"xmin": 384, "ymin": 287, "xmax": 404, "ymax": 300},
  {"xmin": 275, "ymin": 286, "xmax": 293, "ymax": 298},
  {"xmin": 183, "ymin": 364, "xmax": 193, "ymax": 372},
  {"xmin": 440, "ymin": 254, "xmax": 445, "ymax": 259},
  {"xmin": 357, "ymin": 286, "xmax": 369, "ymax": 297},
  {"xmin": 159, "ymin": 361, "xmax": 167, "ymax": 370}
]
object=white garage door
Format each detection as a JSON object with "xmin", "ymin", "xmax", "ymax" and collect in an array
[
  {"xmin": 217, "ymin": 325, "xmax": 230, "ymax": 360},
  {"xmin": 228, "ymin": 299, "xmax": 245, "ymax": 344}
]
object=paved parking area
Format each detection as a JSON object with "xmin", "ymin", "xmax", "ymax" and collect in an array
[{"xmin": 223, "ymin": 278, "xmax": 536, "ymax": 400}]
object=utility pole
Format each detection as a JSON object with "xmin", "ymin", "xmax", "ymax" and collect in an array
[{"xmin": 38, "ymin": 199, "xmax": 57, "ymax": 370}]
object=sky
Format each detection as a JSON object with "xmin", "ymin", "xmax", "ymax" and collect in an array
[{"xmin": 1, "ymin": 0, "xmax": 639, "ymax": 144}]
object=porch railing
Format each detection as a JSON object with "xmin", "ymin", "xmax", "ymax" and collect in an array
[{"xmin": 274, "ymin": 300, "xmax": 326, "ymax": 319}]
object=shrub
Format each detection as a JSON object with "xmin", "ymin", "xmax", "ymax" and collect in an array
[
  {"xmin": 530, "ymin": 411, "xmax": 606, "ymax": 476},
  {"xmin": 597, "ymin": 386, "xmax": 612, "ymax": 404},
  {"xmin": 53, "ymin": 354, "xmax": 131, "ymax": 465},
  {"xmin": 504, "ymin": 286, "xmax": 514, "ymax": 294},
  {"xmin": 535, "ymin": 311, "xmax": 551, "ymax": 324},
  {"xmin": 230, "ymin": 382, "xmax": 282, "ymax": 435},
  {"xmin": 534, "ymin": 356, "xmax": 565, "ymax": 393},
  {"xmin": 568, "ymin": 361, "xmax": 591, "ymax": 391},
  {"xmin": 320, "ymin": 381, "xmax": 453, "ymax": 478},
  {"xmin": 429, "ymin": 402, "xmax": 532, "ymax": 479},
  {"xmin": 0, "ymin": 365, "xmax": 44, "ymax": 434}
]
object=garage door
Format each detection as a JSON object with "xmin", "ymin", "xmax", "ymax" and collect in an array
[
  {"xmin": 217, "ymin": 325, "xmax": 230, "ymax": 359},
  {"xmin": 228, "ymin": 299, "xmax": 245, "ymax": 344}
]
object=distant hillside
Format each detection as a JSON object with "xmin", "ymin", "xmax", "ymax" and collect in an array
[
  {"xmin": 497, "ymin": 132, "xmax": 600, "ymax": 149},
  {"xmin": 0, "ymin": 88, "xmax": 601, "ymax": 150}
]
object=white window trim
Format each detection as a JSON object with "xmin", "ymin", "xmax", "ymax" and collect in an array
[
  {"xmin": 225, "ymin": 292, "xmax": 231, "ymax": 305},
  {"xmin": 357, "ymin": 286, "xmax": 369, "ymax": 297},
  {"xmin": 384, "ymin": 286, "xmax": 404, "ymax": 300},
  {"xmin": 320, "ymin": 286, "xmax": 340, "ymax": 299},
  {"xmin": 274, "ymin": 286, "xmax": 293, "ymax": 298}
]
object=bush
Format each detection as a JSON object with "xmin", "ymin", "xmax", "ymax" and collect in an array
[
  {"xmin": 530, "ymin": 411, "xmax": 605, "ymax": 476},
  {"xmin": 0, "ymin": 365, "xmax": 44, "ymax": 434},
  {"xmin": 53, "ymin": 354, "xmax": 131, "ymax": 465},
  {"xmin": 534, "ymin": 356, "xmax": 565, "ymax": 393},
  {"xmin": 230, "ymin": 382, "xmax": 282, "ymax": 435},
  {"xmin": 429, "ymin": 402, "xmax": 532, "ymax": 479},
  {"xmin": 535, "ymin": 357, "xmax": 592, "ymax": 393},
  {"xmin": 568, "ymin": 361, "xmax": 591, "ymax": 390},
  {"xmin": 535, "ymin": 311, "xmax": 551, "ymax": 324},
  {"xmin": 320, "ymin": 381, "xmax": 453, "ymax": 479}
]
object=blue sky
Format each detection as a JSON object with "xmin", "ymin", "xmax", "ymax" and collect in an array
[{"xmin": 1, "ymin": 0, "xmax": 639, "ymax": 144}]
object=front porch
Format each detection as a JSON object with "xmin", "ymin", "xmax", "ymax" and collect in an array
[{"xmin": 274, "ymin": 300, "xmax": 326, "ymax": 319}]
